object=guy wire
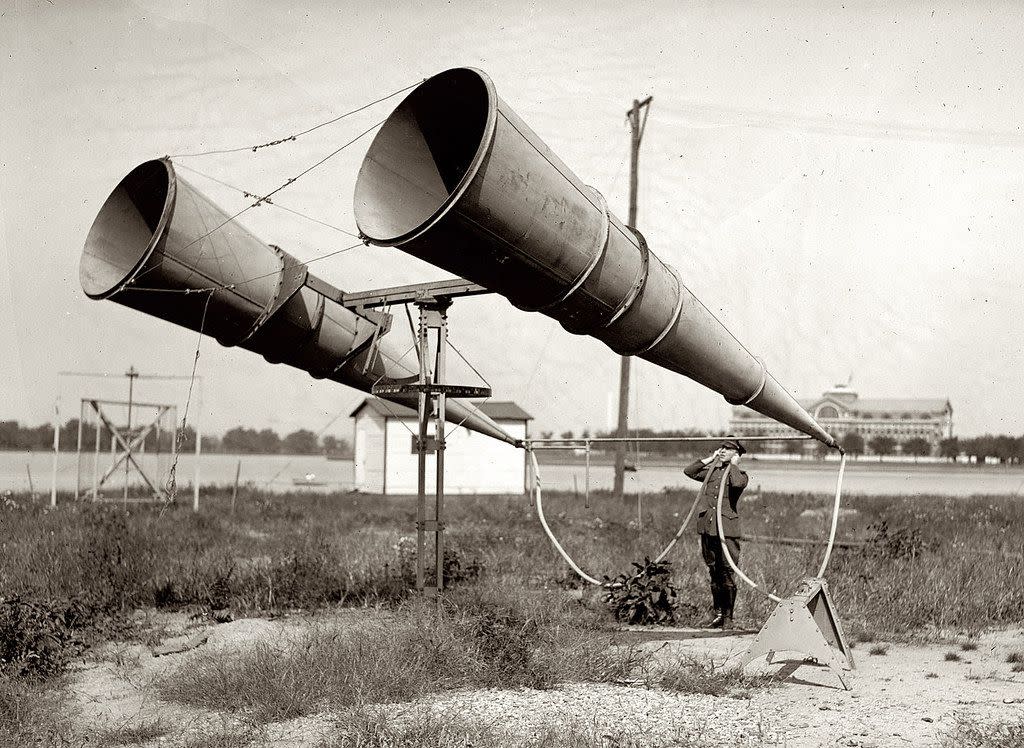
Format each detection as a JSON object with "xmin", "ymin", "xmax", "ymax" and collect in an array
[
  {"xmin": 173, "ymin": 163, "xmax": 360, "ymax": 239},
  {"xmin": 169, "ymin": 80, "xmax": 419, "ymax": 158},
  {"xmin": 131, "ymin": 119, "xmax": 382, "ymax": 289},
  {"xmin": 164, "ymin": 289, "xmax": 215, "ymax": 505}
]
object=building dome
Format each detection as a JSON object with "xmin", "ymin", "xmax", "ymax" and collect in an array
[{"xmin": 823, "ymin": 382, "xmax": 858, "ymax": 405}]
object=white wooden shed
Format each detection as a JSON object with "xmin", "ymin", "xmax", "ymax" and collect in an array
[{"xmin": 350, "ymin": 398, "xmax": 532, "ymax": 495}]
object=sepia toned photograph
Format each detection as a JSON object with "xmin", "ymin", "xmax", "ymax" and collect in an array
[{"xmin": 2, "ymin": 2, "xmax": 1023, "ymax": 746}]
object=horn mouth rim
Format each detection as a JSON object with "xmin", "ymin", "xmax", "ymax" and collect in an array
[
  {"xmin": 353, "ymin": 67, "xmax": 497, "ymax": 247},
  {"xmin": 80, "ymin": 158, "xmax": 176, "ymax": 300}
]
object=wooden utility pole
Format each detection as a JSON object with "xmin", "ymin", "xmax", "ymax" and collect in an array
[{"xmin": 614, "ymin": 96, "xmax": 652, "ymax": 501}]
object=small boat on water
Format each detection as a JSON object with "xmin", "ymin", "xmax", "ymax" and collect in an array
[{"xmin": 292, "ymin": 472, "xmax": 328, "ymax": 487}]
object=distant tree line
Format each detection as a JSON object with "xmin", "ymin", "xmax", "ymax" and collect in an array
[
  {"xmin": 538, "ymin": 427, "xmax": 1024, "ymax": 465},
  {"xmin": 538, "ymin": 428, "xmax": 729, "ymax": 458},
  {"xmin": 937, "ymin": 435, "xmax": 1024, "ymax": 464},
  {"xmin": 0, "ymin": 419, "xmax": 351, "ymax": 457}
]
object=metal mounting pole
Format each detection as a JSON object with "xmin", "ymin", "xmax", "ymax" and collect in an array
[
  {"xmin": 434, "ymin": 302, "xmax": 449, "ymax": 595},
  {"xmin": 415, "ymin": 305, "xmax": 429, "ymax": 593},
  {"xmin": 358, "ymin": 279, "xmax": 493, "ymax": 599}
]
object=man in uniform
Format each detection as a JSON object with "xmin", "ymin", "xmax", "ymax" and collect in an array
[{"xmin": 683, "ymin": 440, "xmax": 748, "ymax": 630}]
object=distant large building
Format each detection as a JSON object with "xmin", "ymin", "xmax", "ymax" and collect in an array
[{"xmin": 729, "ymin": 383, "xmax": 953, "ymax": 454}]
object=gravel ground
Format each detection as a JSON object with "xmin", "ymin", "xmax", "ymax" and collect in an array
[
  {"xmin": 68, "ymin": 615, "xmax": 1024, "ymax": 747},
  {"xmin": 408, "ymin": 682, "xmax": 781, "ymax": 746}
]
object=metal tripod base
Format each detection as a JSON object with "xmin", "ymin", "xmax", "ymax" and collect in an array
[{"xmin": 739, "ymin": 577, "xmax": 855, "ymax": 690}]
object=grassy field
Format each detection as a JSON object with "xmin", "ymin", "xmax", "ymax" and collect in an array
[{"xmin": 2, "ymin": 485, "xmax": 1024, "ymax": 745}]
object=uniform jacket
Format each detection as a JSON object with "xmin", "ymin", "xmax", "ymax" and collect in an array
[{"xmin": 683, "ymin": 458, "xmax": 749, "ymax": 538}]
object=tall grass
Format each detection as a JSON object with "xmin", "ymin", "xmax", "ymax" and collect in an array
[
  {"xmin": 0, "ymin": 675, "xmax": 74, "ymax": 747},
  {"xmin": 156, "ymin": 583, "xmax": 643, "ymax": 722},
  {"xmin": 2, "ymin": 484, "xmax": 1023, "ymax": 681}
]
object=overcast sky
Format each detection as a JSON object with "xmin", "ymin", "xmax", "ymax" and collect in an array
[{"xmin": 2, "ymin": 1, "xmax": 1023, "ymax": 439}]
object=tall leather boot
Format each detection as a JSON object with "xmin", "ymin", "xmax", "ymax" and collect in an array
[
  {"xmin": 721, "ymin": 584, "xmax": 736, "ymax": 630},
  {"xmin": 701, "ymin": 584, "xmax": 725, "ymax": 629}
]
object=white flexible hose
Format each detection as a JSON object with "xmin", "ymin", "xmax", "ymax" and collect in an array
[
  {"xmin": 715, "ymin": 462, "xmax": 784, "ymax": 604},
  {"xmin": 530, "ymin": 449, "xmax": 603, "ymax": 586},
  {"xmin": 531, "ymin": 448, "xmax": 709, "ymax": 584},
  {"xmin": 816, "ymin": 450, "xmax": 847, "ymax": 578},
  {"xmin": 652, "ymin": 469, "xmax": 711, "ymax": 563},
  {"xmin": 716, "ymin": 452, "xmax": 848, "ymax": 602},
  {"xmin": 530, "ymin": 447, "xmax": 847, "ymax": 596}
]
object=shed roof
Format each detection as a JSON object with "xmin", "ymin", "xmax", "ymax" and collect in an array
[{"xmin": 350, "ymin": 398, "xmax": 532, "ymax": 421}]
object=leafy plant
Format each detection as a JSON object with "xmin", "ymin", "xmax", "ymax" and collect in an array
[
  {"xmin": 603, "ymin": 557, "xmax": 678, "ymax": 625},
  {"xmin": 0, "ymin": 597, "xmax": 91, "ymax": 679}
]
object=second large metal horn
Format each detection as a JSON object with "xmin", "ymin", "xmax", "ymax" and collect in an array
[
  {"xmin": 354, "ymin": 67, "xmax": 837, "ymax": 447},
  {"xmin": 79, "ymin": 158, "xmax": 516, "ymax": 446}
]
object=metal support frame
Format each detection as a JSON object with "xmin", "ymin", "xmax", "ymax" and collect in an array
[
  {"xmin": 738, "ymin": 577, "xmax": 855, "ymax": 690},
  {"xmin": 54, "ymin": 369, "xmax": 203, "ymax": 509},
  {"xmin": 342, "ymin": 278, "xmax": 492, "ymax": 597},
  {"xmin": 77, "ymin": 397, "xmax": 177, "ymax": 503}
]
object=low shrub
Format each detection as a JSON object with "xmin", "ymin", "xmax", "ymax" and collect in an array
[
  {"xmin": 0, "ymin": 597, "xmax": 92, "ymax": 679},
  {"xmin": 656, "ymin": 655, "xmax": 775, "ymax": 698},
  {"xmin": 603, "ymin": 558, "xmax": 678, "ymax": 625}
]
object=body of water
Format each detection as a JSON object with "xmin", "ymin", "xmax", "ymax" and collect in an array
[
  {"xmin": 2, "ymin": 451, "xmax": 356, "ymax": 496},
  {"xmin": 3, "ymin": 451, "xmax": 1023, "ymax": 498},
  {"xmin": 539, "ymin": 459, "xmax": 1024, "ymax": 497}
]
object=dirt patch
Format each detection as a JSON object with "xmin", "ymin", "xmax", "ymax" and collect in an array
[
  {"xmin": 63, "ymin": 612, "xmax": 1024, "ymax": 746},
  {"xmin": 629, "ymin": 625, "xmax": 1024, "ymax": 747}
]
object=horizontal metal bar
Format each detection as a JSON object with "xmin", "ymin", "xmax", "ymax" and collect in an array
[
  {"xmin": 526, "ymin": 435, "xmax": 814, "ymax": 445},
  {"xmin": 82, "ymin": 398, "xmax": 174, "ymax": 410},
  {"xmin": 302, "ymin": 274, "xmax": 346, "ymax": 304},
  {"xmin": 372, "ymin": 383, "xmax": 491, "ymax": 398},
  {"xmin": 59, "ymin": 371, "xmax": 201, "ymax": 381},
  {"xmin": 339, "ymin": 278, "xmax": 491, "ymax": 308},
  {"xmin": 416, "ymin": 520, "xmax": 445, "ymax": 532}
]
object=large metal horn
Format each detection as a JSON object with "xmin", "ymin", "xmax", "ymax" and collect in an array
[
  {"xmin": 354, "ymin": 67, "xmax": 837, "ymax": 448},
  {"xmin": 79, "ymin": 158, "xmax": 516, "ymax": 446}
]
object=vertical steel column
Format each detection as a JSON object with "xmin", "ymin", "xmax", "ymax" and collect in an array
[
  {"xmin": 415, "ymin": 306, "xmax": 429, "ymax": 592},
  {"xmin": 434, "ymin": 303, "xmax": 449, "ymax": 594}
]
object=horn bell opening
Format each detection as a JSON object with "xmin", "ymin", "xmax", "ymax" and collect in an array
[
  {"xmin": 354, "ymin": 67, "xmax": 496, "ymax": 245},
  {"xmin": 81, "ymin": 159, "xmax": 174, "ymax": 299}
]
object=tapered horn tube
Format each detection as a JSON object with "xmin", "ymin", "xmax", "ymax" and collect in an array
[
  {"xmin": 79, "ymin": 158, "xmax": 516, "ymax": 446},
  {"xmin": 354, "ymin": 67, "xmax": 837, "ymax": 448}
]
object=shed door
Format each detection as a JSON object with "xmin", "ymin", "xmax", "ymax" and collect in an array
[{"xmin": 354, "ymin": 425, "xmax": 366, "ymax": 487}]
